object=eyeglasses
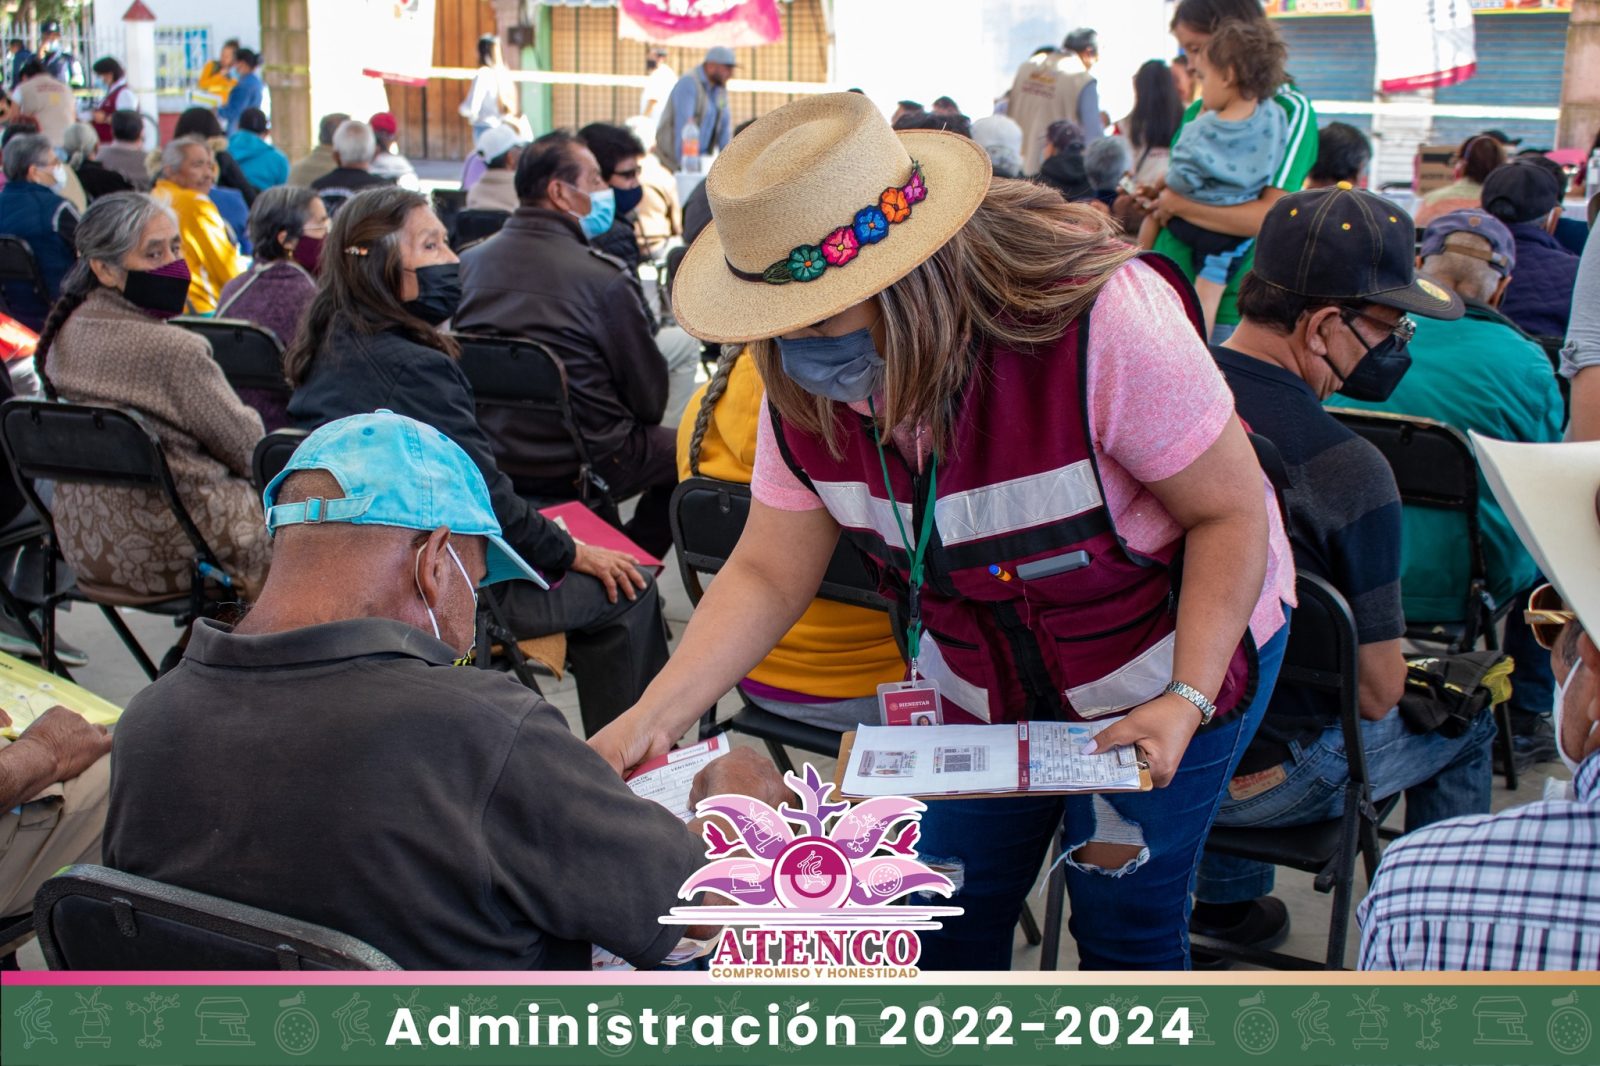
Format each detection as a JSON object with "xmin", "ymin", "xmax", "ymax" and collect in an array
[
  {"xmin": 1526, "ymin": 582, "xmax": 1580, "ymax": 650},
  {"xmin": 1340, "ymin": 308, "xmax": 1416, "ymax": 345}
]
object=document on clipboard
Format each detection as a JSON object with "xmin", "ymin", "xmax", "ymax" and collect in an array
[
  {"xmin": 623, "ymin": 735, "xmax": 731, "ymax": 820},
  {"xmin": 837, "ymin": 721, "xmax": 1149, "ymax": 799}
]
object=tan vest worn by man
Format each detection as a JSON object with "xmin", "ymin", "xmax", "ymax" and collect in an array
[
  {"xmin": 1006, "ymin": 51, "xmax": 1092, "ymax": 176},
  {"xmin": 16, "ymin": 73, "xmax": 76, "ymax": 147}
]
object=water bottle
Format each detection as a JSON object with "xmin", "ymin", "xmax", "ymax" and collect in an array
[
  {"xmin": 681, "ymin": 117, "xmax": 702, "ymax": 174},
  {"xmin": 1587, "ymin": 148, "xmax": 1600, "ymax": 204}
]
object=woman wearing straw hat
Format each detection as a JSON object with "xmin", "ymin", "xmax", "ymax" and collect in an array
[{"xmin": 593, "ymin": 92, "xmax": 1294, "ymax": 970}]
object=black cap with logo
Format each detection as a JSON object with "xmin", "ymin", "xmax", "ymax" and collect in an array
[{"xmin": 1250, "ymin": 184, "xmax": 1464, "ymax": 321}]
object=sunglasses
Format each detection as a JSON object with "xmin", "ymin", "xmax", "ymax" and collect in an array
[
  {"xmin": 1339, "ymin": 308, "xmax": 1417, "ymax": 345},
  {"xmin": 1525, "ymin": 582, "xmax": 1580, "ymax": 650}
]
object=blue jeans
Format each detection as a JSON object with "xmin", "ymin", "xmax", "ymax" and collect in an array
[
  {"xmin": 1195, "ymin": 699, "xmax": 1497, "ymax": 904},
  {"xmin": 1208, "ymin": 322, "xmax": 1238, "ymax": 345},
  {"xmin": 915, "ymin": 610, "xmax": 1290, "ymax": 970}
]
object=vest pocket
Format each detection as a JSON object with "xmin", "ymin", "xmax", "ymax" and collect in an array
[{"xmin": 1039, "ymin": 603, "xmax": 1175, "ymax": 720}]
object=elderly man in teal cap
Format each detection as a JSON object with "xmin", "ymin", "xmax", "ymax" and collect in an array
[{"xmin": 104, "ymin": 411, "xmax": 782, "ymax": 970}]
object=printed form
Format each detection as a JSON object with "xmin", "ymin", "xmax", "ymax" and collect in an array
[
  {"xmin": 842, "ymin": 721, "xmax": 1144, "ymax": 798},
  {"xmin": 624, "ymin": 735, "xmax": 732, "ymax": 820}
]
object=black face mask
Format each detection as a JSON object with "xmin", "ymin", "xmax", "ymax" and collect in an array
[
  {"xmin": 614, "ymin": 184, "xmax": 645, "ymax": 217},
  {"xmin": 121, "ymin": 260, "xmax": 192, "ymax": 319},
  {"xmin": 1325, "ymin": 314, "xmax": 1413, "ymax": 402},
  {"xmin": 403, "ymin": 263, "xmax": 461, "ymax": 326}
]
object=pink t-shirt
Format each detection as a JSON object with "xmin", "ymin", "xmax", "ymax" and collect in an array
[{"xmin": 752, "ymin": 257, "xmax": 1295, "ymax": 648}]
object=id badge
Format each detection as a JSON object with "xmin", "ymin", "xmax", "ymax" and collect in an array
[{"xmin": 878, "ymin": 679, "xmax": 943, "ymax": 726}]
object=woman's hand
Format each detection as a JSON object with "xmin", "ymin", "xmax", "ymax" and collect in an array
[
  {"xmin": 589, "ymin": 708, "xmax": 678, "ymax": 776},
  {"xmin": 1084, "ymin": 692, "xmax": 1203, "ymax": 788},
  {"xmin": 571, "ymin": 541, "xmax": 649, "ymax": 603}
]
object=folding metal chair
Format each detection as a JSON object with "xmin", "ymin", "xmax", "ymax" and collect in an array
[
  {"xmin": 1188, "ymin": 572, "xmax": 1401, "ymax": 969},
  {"xmin": 0, "ymin": 235, "xmax": 51, "ymax": 323},
  {"xmin": 1330, "ymin": 408, "xmax": 1519, "ymax": 788},
  {"xmin": 34, "ymin": 865, "xmax": 399, "ymax": 970},
  {"xmin": 172, "ymin": 316, "xmax": 288, "ymax": 405},
  {"xmin": 452, "ymin": 332, "xmax": 621, "ymax": 524},
  {"xmin": 0, "ymin": 399, "xmax": 237, "ymax": 680}
]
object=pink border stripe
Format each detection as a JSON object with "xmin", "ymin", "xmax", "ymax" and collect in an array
[{"xmin": 3, "ymin": 971, "xmax": 716, "ymax": 986}]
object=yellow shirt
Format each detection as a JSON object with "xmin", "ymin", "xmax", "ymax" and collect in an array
[
  {"xmin": 196, "ymin": 60, "xmax": 236, "ymax": 105},
  {"xmin": 152, "ymin": 179, "xmax": 247, "ymax": 314},
  {"xmin": 676, "ymin": 353, "xmax": 905, "ymax": 700}
]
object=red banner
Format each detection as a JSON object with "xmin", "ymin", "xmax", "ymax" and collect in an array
[{"xmin": 617, "ymin": 0, "xmax": 783, "ymax": 47}]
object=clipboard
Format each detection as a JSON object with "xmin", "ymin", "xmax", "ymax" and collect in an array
[{"xmin": 833, "ymin": 730, "xmax": 1153, "ymax": 800}]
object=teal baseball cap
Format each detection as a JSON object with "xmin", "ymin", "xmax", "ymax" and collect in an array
[{"xmin": 262, "ymin": 410, "xmax": 548, "ymax": 589}]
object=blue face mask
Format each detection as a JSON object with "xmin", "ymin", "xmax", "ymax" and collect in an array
[
  {"xmin": 577, "ymin": 187, "xmax": 615, "ymax": 239},
  {"xmin": 776, "ymin": 328, "xmax": 885, "ymax": 404}
]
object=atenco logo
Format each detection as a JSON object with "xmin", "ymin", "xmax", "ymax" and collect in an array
[{"xmin": 660, "ymin": 765, "xmax": 961, "ymax": 978}]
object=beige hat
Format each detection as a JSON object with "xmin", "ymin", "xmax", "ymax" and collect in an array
[
  {"xmin": 1474, "ymin": 433, "xmax": 1600, "ymax": 632},
  {"xmin": 671, "ymin": 92, "xmax": 993, "ymax": 343}
]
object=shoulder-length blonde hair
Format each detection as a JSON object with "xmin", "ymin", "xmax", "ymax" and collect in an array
[{"xmin": 750, "ymin": 179, "xmax": 1137, "ymax": 457}]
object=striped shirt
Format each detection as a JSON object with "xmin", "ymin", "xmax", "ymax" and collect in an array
[{"xmin": 1358, "ymin": 752, "xmax": 1600, "ymax": 970}]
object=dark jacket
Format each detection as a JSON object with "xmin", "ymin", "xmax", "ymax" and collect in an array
[
  {"xmin": 286, "ymin": 320, "xmax": 577, "ymax": 575},
  {"xmin": 454, "ymin": 208, "xmax": 668, "ymax": 484},
  {"xmin": 74, "ymin": 158, "xmax": 134, "ymax": 201},
  {"xmin": 1500, "ymin": 221, "xmax": 1581, "ymax": 340},
  {"xmin": 0, "ymin": 179, "xmax": 78, "ymax": 329},
  {"xmin": 215, "ymin": 149, "xmax": 259, "ymax": 206},
  {"xmin": 311, "ymin": 167, "xmax": 391, "ymax": 194}
]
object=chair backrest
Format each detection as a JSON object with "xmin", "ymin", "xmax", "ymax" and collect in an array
[
  {"xmin": 670, "ymin": 476, "xmax": 890, "ymax": 612},
  {"xmin": 0, "ymin": 398, "xmax": 218, "ymax": 567},
  {"xmin": 452, "ymin": 208, "xmax": 509, "ymax": 250},
  {"xmin": 35, "ymin": 865, "xmax": 400, "ymax": 970},
  {"xmin": 1328, "ymin": 408, "xmax": 1487, "ymax": 615},
  {"xmin": 0, "ymin": 235, "xmax": 49, "ymax": 310},
  {"xmin": 1279, "ymin": 570, "xmax": 1373, "ymax": 787},
  {"xmin": 173, "ymin": 317, "xmax": 289, "ymax": 396},
  {"xmin": 252, "ymin": 427, "xmax": 309, "ymax": 493},
  {"xmin": 451, "ymin": 331, "xmax": 596, "ymax": 467}
]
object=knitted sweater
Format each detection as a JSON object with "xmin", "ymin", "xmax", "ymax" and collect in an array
[{"xmin": 46, "ymin": 288, "xmax": 269, "ymax": 601}]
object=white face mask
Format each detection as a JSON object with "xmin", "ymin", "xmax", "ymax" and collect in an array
[
  {"xmin": 414, "ymin": 541, "xmax": 476, "ymax": 649},
  {"xmin": 1553, "ymin": 662, "xmax": 1592, "ymax": 776}
]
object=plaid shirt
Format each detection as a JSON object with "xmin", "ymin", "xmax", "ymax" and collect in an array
[{"xmin": 1359, "ymin": 752, "xmax": 1600, "ymax": 970}]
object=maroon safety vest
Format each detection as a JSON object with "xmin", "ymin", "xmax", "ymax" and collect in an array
[
  {"xmin": 92, "ymin": 82, "xmax": 119, "ymax": 143},
  {"xmin": 771, "ymin": 255, "xmax": 1256, "ymax": 725}
]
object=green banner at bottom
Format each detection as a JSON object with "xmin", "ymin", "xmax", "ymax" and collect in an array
[{"xmin": 4, "ymin": 980, "xmax": 1595, "ymax": 1066}]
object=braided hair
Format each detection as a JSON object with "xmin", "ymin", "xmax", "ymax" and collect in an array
[
  {"xmin": 33, "ymin": 192, "xmax": 175, "ymax": 398},
  {"xmin": 686, "ymin": 345, "xmax": 741, "ymax": 477}
]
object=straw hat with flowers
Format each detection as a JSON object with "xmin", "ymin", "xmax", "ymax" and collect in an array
[{"xmin": 671, "ymin": 92, "xmax": 993, "ymax": 344}]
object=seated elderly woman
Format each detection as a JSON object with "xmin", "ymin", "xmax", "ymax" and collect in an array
[
  {"xmin": 63, "ymin": 121, "xmax": 133, "ymax": 202},
  {"xmin": 0, "ymin": 132, "xmax": 77, "ymax": 328},
  {"xmin": 215, "ymin": 185, "xmax": 327, "ymax": 430},
  {"xmin": 34, "ymin": 192, "xmax": 270, "ymax": 601},
  {"xmin": 151, "ymin": 135, "xmax": 247, "ymax": 313}
]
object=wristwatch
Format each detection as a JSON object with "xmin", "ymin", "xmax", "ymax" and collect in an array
[{"xmin": 1165, "ymin": 681, "xmax": 1217, "ymax": 726}]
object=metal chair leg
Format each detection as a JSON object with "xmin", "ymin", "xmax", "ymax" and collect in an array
[
  {"xmin": 763, "ymin": 738, "xmax": 795, "ymax": 776},
  {"xmin": 1019, "ymin": 902, "xmax": 1043, "ymax": 949},
  {"xmin": 1495, "ymin": 702, "xmax": 1518, "ymax": 791},
  {"xmin": 0, "ymin": 581, "xmax": 69, "ymax": 679},
  {"xmin": 98, "ymin": 603, "xmax": 159, "ymax": 680}
]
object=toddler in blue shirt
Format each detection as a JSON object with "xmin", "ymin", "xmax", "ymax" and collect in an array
[{"xmin": 1140, "ymin": 19, "xmax": 1289, "ymax": 333}]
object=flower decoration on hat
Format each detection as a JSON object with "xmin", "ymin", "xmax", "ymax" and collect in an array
[
  {"xmin": 785, "ymin": 245, "xmax": 827, "ymax": 283},
  {"xmin": 854, "ymin": 206, "xmax": 889, "ymax": 244},
  {"xmin": 822, "ymin": 227, "xmax": 860, "ymax": 266},
  {"xmin": 743, "ymin": 162, "xmax": 927, "ymax": 285}
]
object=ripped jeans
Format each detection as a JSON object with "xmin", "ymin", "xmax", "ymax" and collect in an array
[{"xmin": 915, "ymin": 611, "xmax": 1289, "ymax": 970}]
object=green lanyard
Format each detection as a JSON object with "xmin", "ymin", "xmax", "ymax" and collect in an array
[{"xmin": 869, "ymin": 400, "xmax": 938, "ymax": 672}]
